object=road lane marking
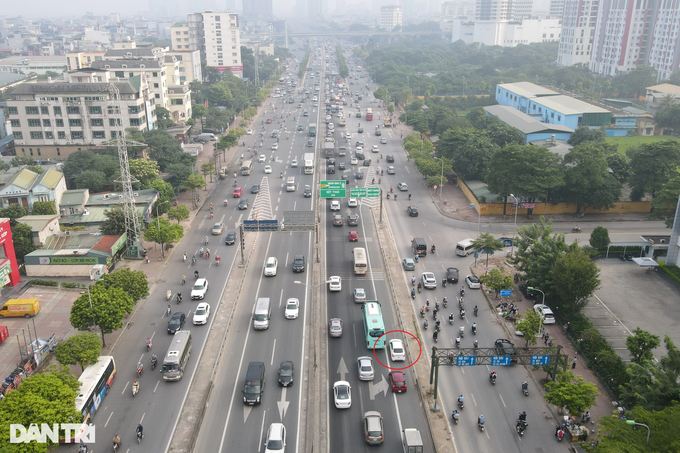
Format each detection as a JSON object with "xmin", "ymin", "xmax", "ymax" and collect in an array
[{"xmin": 271, "ymin": 339, "xmax": 277, "ymax": 366}]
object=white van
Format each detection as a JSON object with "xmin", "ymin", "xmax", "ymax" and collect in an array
[
  {"xmin": 253, "ymin": 298, "xmax": 271, "ymax": 330},
  {"xmin": 455, "ymin": 238, "xmax": 475, "ymax": 257},
  {"xmin": 286, "ymin": 177, "xmax": 296, "ymax": 192}
]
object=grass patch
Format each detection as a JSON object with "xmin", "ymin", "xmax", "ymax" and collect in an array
[{"xmin": 606, "ymin": 135, "xmax": 680, "ymax": 155}]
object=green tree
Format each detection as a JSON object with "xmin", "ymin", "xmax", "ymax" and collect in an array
[
  {"xmin": 183, "ymin": 172, "xmax": 206, "ymax": 195},
  {"xmin": 448, "ymin": 132, "xmax": 498, "ymax": 180},
  {"xmin": 154, "ymin": 106, "xmax": 174, "ymax": 129},
  {"xmin": 471, "ymin": 233, "xmax": 504, "ymax": 268},
  {"xmin": 515, "ymin": 308, "xmax": 543, "ymax": 347},
  {"xmin": 10, "ymin": 155, "xmax": 35, "ymax": 166},
  {"xmin": 26, "ymin": 165, "xmax": 45, "ymax": 174},
  {"xmin": 553, "ymin": 243, "xmax": 601, "ymax": 314},
  {"xmin": 32, "ymin": 201, "xmax": 57, "ymax": 215},
  {"xmin": 650, "ymin": 171, "xmax": 680, "ymax": 227},
  {"xmin": 74, "ymin": 170, "xmax": 106, "ymax": 192},
  {"xmin": 0, "ymin": 205, "xmax": 29, "ymax": 227},
  {"xmin": 201, "ymin": 162, "xmax": 216, "ymax": 183},
  {"xmin": 128, "ymin": 158, "xmax": 160, "ymax": 189},
  {"xmin": 12, "ymin": 223, "xmax": 36, "ymax": 263},
  {"xmin": 606, "ymin": 153, "xmax": 632, "ymax": 184},
  {"xmin": 544, "ymin": 370, "xmax": 600, "ymax": 416},
  {"xmin": 97, "ymin": 268, "xmax": 149, "ymax": 302},
  {"xmin": 561, "ymin": 143, "xmax": 620, "ymax": 214},
  {"xmin": 0, "ymin": 366, "xmax": 81, "ymax": 452},
  {"xmin": 167, "ymin": 205, "xmax": 190, "ymax": 224},
  {"xmin": 99, "ymin": 206, "xmax": 126, "ymax": 235},
  {"xmin": 655, "ymin": 103, "xmax": 680, "ymax": 136},
  {"xmin": 589, "ymin": 226, "xmax": 611, "ymax": 250},
  {"xmin": 143, "ymin": 217, "xmax": 185, "ymax": 251},
  {"xmin": 626, "ymin": 328, "xmax": 661, "ymax": 365},
  {"xmin": 567, "ymin": 125, "xmax": 606, "ymax": 145},
  {"xmin": 166, "ymin": 163, "xmax": 193, "ymax": 191},
  {"xmin": 150, "ymin": 178, "xmax": 176, "ymax": 205},
  {"xmin": 628, "ymin": 141, "xmax": 680, "ymax": 198},
  {"xmin": 387, "ymin": 104, "xmax": 395, "ymax": 114},
  {"xmin": 54, "ymin": 332, "xmax": 101, "ymax": 371},
  {"xmin": 478, "ymin": 268, "xmax": 513, "ymax": 296},
  {"xmin": 69, "ymin": 285, "xmax": 134, "ymax": 347}
]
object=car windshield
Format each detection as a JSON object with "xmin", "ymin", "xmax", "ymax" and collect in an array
[
  {"xmin": 266, "ymin": 262, "xmax": 275, "ymax": 268},
  {"xmin": 280, "ymin": 366, "xmax": 293, "ymax": 376},
  {"xmin": 192, "ymin": 284, "xmax": 204, "ymax": 291},
  {"xmin": 286, "ymin": 302, "xmax": 296, "ymax": 309},
  {"xmin": 337, "ymin": 387, "xmax": 349, "ymax": 398},
  {"xmin": 266, "ymin": 439, "xmax": 283, "ymax": 449},
  {"xmin": 245, "ymin": 384, "xmax": 261, "ymax": 394},
  {"xmin": 196, "ymin": 308, "xmax": 206, "ymax": 315}
]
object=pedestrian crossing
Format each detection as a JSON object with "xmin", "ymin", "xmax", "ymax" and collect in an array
[{"xmin": 249, "ymin": 177, "xmax": 274, "ymax": 221}]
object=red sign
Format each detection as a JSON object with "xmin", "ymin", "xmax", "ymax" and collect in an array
[{"xmin": 520, "ymin": 203, "xmax": 536, "ymax": 209}]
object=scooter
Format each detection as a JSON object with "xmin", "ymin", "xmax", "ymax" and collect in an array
[
  {"xmin": 131, "ymin": 384, "xmax": 139, "ymax": 397},
  {"xmin": 522, "ymin": 382, "xmax": 529, "ymax": 396},
  {"xmin": 423, "ymin": 320, "xmax": 429, "ymax": 330},
  {"xmin": 442, "ymin": 297, "xmax": 448, "ymax": 308},
  {"xmin": 572, "ymin": 227, "xmax": 582, "ymax": 233},
  {"xmin": 455, "ymin": 336, "xmax": 461, "ymax": 347},
  {"xmin": 448, "ymin": 315, "xmax": 454, "ymax": 325},
  {"xmin": 460, "ymin": 287, "xmax": 465, "ymax": 297},
  {"xmin": 150, "ymin": 356, "xmax": 157, "ymax": 370},
  {"xmin": 176, "ymin": 293, "xmax": 183, "ymax": 305},
  {"xmin": 411, "ymin": 289, "xmax": 416, "ymax": 300},
  {"xmin": 166, "ymin": 290, "xmax": 172, "ymax": 301},
  {"xmin": 474, "ymin": 306, "xmax": 478, "ymax": 316},
  {"xmin": 472, "ymin": 325, "xmax": 477, "ymax": 335},
  {"xmin": 556, "ymin": 429, "xmax": 565, "ymax": 442},
  {"xmin": 490, "ymin": 374, "xmax": 497, "ymax": 385},
  {"xmin": 137, "ymin": 431, "xmax": 143, "ymax": 444},
  {"xmin": 478, "ymin": 421, "xmax": 485, "ymax": 432},
  {"xmin": 451, "ymin": 411, "xmax": 460, "ymax": 425},
  {"xmin": 136, "ymin": 364, "xmax": 143, "ymax": 378},
  {"xmin": 458, "ymin": 398, "xmax": 464, "ymax": 410},
  {"xmin": 442, "ymin": 279, "xmax": 447, "ymax": 288},
  {"xmin": 516, "ymin": 420, "xmax": 527, "ymax": 437}
]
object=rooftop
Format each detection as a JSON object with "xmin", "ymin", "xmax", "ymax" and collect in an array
[
  {"xmin": 646, "ymin": 83, "xmax": 680, "ymax": 94},
  {"xmin": 484, "ymin": 105, "xmax": 574, "ymax": 134},
  {"xmin": 86, "ymin": 188, "xmax": 157, "ymax": 206},
  {"xmin": 92, "ymin": 60, "xmax": 163, "ymax": 70},
  {"xmin": 60, "ymin": 189, "xmax": 89, "ymax": 206},
  {"xmin": 497, "ymin": 82, "xmax": 559, "ymax": 99},
  {"xmin": 11, "ymin": 81, "xmax": 138, "ymax": 96},
  {"xmin": 532, "ymin": 95, "xmax": 610, "ymax": 116},
  {"xmin": 16, "ymin": 215, "xmax": 60, "ymax": 232},
  {"xmin": 6, "ymin": 168, "xmax": 39, "ymax": 190}
]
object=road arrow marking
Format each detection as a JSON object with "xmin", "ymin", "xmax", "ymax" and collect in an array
[
  {"xmin": 277, "ymin": 387, "xmax": 290, "ymax": 420},
  {"xmin": 243, "ymin": 405, "xmax": 252, "ymax": 423},
  {"xmin": 337, "ymin": 357, "xmax": 349, "ymax": 381},
  {"xmin": 369, "ymin": 374, "xmax": 389, "ymax": 400}
]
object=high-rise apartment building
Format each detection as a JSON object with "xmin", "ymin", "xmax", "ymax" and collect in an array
[
  {"xmin": 556, "ymin": 0, "xmax": 599, "ymax": 67},
  {"xmin": 243, "ymin": 0, "xmax": 273, "ymax": 20},
  {"xmin": 548, "ymin": 0, "xmax": 565, "ymax": 18},
  {"xmin": 475, "ymin": 0, "xmax": 533, "ymax": 20},
  {"xmin": 187, "ymin": 11, "xmax": 243, "ymax": 78},
  {"xmin": 645, "ymin": 0, "xmax": 680, "ymax": 81},
  {"xmin": 380, "ymin": 6, "xmax": 403, "ymax": 30}
]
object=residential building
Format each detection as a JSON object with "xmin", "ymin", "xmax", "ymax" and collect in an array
[
  {"xmin": 646, "ymin": 0, "xmax": 680, "ymax": 81},
  {"xmin": 16, "ymin": 214, "xmax": 61, "ymax": 246},
  {"xmin": 6, "ymin": 70, "xmax": 155, "ymax": 159},
  {"xmin": 475, "ymin": 0, "xmax": 533, "ymax": 20},
  {"xmin": 166, "ymin": 50, "xmax": 202, "ymax": 84},
  {"xmin": 0, "ymin": 55, "xmax": 67, "ymax": 76},
  {"xmin": 243, "ymin": 0, "xmax": 274, "ymax": 20},
  {"xmin": 452, "ymin": 18, "xmax": 560, "ymax": 46},
  {"xmin": 556, "ymin": 0, "xmax": 599, "ymax": 67},
  {"xmin": 168, "ymin": 85, "xmax": 192, "ymax": 124},
  {"xmin": 442, "ymin": 1, "xmax": 475, "ymax": 17},
  {"xmin": 59, "ymin": 188, "xmax": 157, "ymax": 228},
  {"xmin": 484, "ymin": 105, "xmax": 574, "ymax": 143},
  {"xmin": 380, "ymin": 6, "xmax": 403, "ymax": 30},
  {"xmin": 187, "ymin": 12, "xmax": 243, "ymax": 78},
  {"xmin": 65, "ymin": 51, "xmax": 107, "ymax": 72},
  {"xmin": 645, "ymin": 83, "xmax": 680, "ymax": 114},
  {"xmin": 0, "ymin": 167, "xmax": 66, "ymax": 212},
  {"xmin": 549, "ymin": 0, "xmax": 565, "ymax": 18}
]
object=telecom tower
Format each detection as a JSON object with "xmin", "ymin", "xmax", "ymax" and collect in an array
[{"xmin": 108, "ymin": 83, "xmax": 145, "ymax": 258}]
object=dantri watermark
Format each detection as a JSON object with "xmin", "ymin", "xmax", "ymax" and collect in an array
[{"xmin": 10, "ymin": 424, "xmax": 95, "ymax": 444}]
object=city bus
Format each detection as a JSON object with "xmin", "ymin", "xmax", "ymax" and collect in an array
[
  {"xmin": 241, "ymin": 160, "xmax": 253, "ymax": 176},
  {"xmin": 365, "ymin": 108, "xmax": 373, "ymax": 121},
  {"xmin": 362, "ymin": 302, "xmax": 386, "ymax": 349},
  {"xmin": 161, "ymin": 330, "xmax": 193, "ymax": 381},
  {"xmin": 353, "ymin": 247, "xmax": 367, "ymax": 275},
  {"xmin": 75, "ymin": 356, "xmax": 117, "ymax": 426}
]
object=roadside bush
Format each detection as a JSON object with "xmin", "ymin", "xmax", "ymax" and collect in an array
[
  {"xmin": 30, "ymin": 279, "xmax": 58, "ymax": 287},
  {"xmin": 589, "ymin": 226, "xmax": 611, "ymax": 250},
  {"xmin": 660, "ymin": 263, "xmax": 680, "ymax": 285},
  {"xmin": 61, "ymin": 282, "xmax": 79, "ymax": 288}
]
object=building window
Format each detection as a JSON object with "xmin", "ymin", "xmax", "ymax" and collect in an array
[
  {"xmin": 115, "ymin": 71, "xmax": 124, "ymax": 77},
  {"xmin": 69, "ymin": 119, "xmax": 82, "ymax": 127},
  {"xmin": 14, "ymin": 132, "xmax": 23, "ymax": 139},
  {"xmin": 53, "ymin": 106, "xmax": 62, "ymax": 115},
  {"xmin": 7, "ymin": 107, "xmax": 18, "ymax": 114},
  {"xmin": 29, "ymin": 148, "xmax": 34, "ymax": 156},
  {"xmin": 71, "ymin": 131, "xmax": 83, "ymax": 139},
  {"xmin": 56, "ymin": 119, "xmax": 64, "ymax": 127},
  {"xmin": 58, "ymin": 131, "xmax": 66, "ymax": 139},
  {"xmin": 43, "ymin": 119, "xmax": 51, "ymax": 127},
  {"xmin": 557, "ymin": 115, "xmax": 561, "ymax": 121},
  {"xmin": 56, "ymin": 148, "xmax": 61, "ymax": 155},
  {"xmin": 28, "ymin": 119, "xmax": 41, "ymax": 127},
  {"xmin": 45, "ymin": 131, "xmax": 53, "ymax": 139},
  {"xmin": 10, "ymin": 119, "xmax": 20, "ymax": 127},
  {"xmin": 155, "ymin": 94, "xmax": 160, "ymax": 99},
  {"xmin": 217, "ymin": 46, "xmax": 222, "ymax": 51},
  {"xmin": 129, "ymin": 73, "xmax": 134, "ymax": 78},
  {"xmin": 109, "ymin": 118, "xmax": 121, "ymax": 126},
  {"xmin": 154, "ymin": 83, "xmax": 159, "ymax": 88},
  {"xmin": 66, "ymin": 106, "xmax": 80, "ymax": 114},
  {"xmin": 93, "ymin": 131, "xmax": 105, "ymax": 139},
  {"xmin": 91, "ymin": 118, "xmax": 103, "ymax": 127},
  {"xmin": 130, "ymin": 118, "xmax": 141, "ymax": 126},
  {"xmin": 153, "ymin": 72, "xmax": 158, "ymax": 77},
  {"xmin": 89, "ymin": 106, "xmax": 102, "ymax": 114},
  {"xmin": 108, "ymin": 106, "xmax": 120, "ymax": 115},
  {"xmin": 129, "ymin": 106, "xmax": 140, "ymax": 114},
  {"xmin": 171, "ymin": 99, "xmax": 183, "ymax": 105},
  {"xmin": 40, "ymin": 106, "xmax": 49, "ymax": 114},
  {"xmin": 215, "ymin": 15, "xmax": 220, "ymax": 21},
  {"xmin": 37, "ymin": 148, "xmax": 41, "ymax": 156},
  {"xmin": 26, "ymin": 107, "xmax": 39, "ymax": 115}
]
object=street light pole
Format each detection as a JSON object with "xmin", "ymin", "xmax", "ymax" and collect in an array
[
  {"xmin": 509, "ymin": 194, "xmax": 519, "ymax": 256},
  {"xmin": 528, "ymin": 287, "xmax": 546, "ymax": 334},
  {"xmin": 625, "ymin": 420, "xmax": 650, "ymax": 446},
  {"xmin": 156, "ymin": 200, "xmax": 170, "ymax": 259}
]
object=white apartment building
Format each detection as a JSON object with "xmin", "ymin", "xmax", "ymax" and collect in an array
[
  {"xmin": 557, "ymin": 0, "xmax": 598, "ymax": 67},
  {"xmin": 646, "ymin": 0, "xmax": 680, "ymax": 81},
  {"xmin": 475, "ymin": 0, "xmax": 533, "ymax": 20},
  {"xmin": 6, "ymin": 69, "xmax": 155, "ymax": 159},
  {"xmin": 188, "ymin": 11, "xmax": 243, "ymax": 78},
  {"xmin": 380, "ymin": 6, "xmax": 403, "ymax": 30},
  {"xmin": 548, "ymin": 0, "xmax": 565, "ymax": 18},
  {"xmin": 167, "ymin": 50, "xmax": 202, "ymax": 84},
  {"xmin": 453, "ymin": 18, "xmax": 560, "ymax": 46},
  {"xmin": 442, "ymin": 1, "xmax": 475, "ymax": 17}
]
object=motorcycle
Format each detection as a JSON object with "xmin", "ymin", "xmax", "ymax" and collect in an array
[
  {"xmin": 490, "ymin": 374, "xmax": 497, "ymax": 385},
  {"xmin": 460, "ymin": 287, "xmax": 465, "ymax": 297},
  {"xmin": 572, "ymin": 227, "xmax": 582, "ymax": 233},
  {"xmin": 131, "ymin": 383, "xmax": 139, "ymax": 397},
  {"xmin": 448, "ymin": 315, "xmax": 454, "ymax": 325},
  {"xmin": 455, "ymin": 336, "xmax": 461, "ymax": 347},
  {"xmin": 411, "ymin": 289, "xmax": 416, "ymax": 300},
  {"xmin": 150, "ymin": 356, "xmax": 157, "ymax": 370},
  {"xmin": 460, "ymin": 310, "xmax": 466, "ymax": 320},
  {"xmin": 458, "ymin": 398, "xmax": 464, "ymax": 410},
  {"xmin": 136, "ymin": 364, "xmax": 143, "ymax": 378},
  {"xmin": 176, "ymin": 293, "xmax": 183, "ymax": 304},
  {"xmin": 459, "ymin": 297, "xmax": 464, "ymax": 309},
  {"xmin": 556, "ymin": 428, "xmax": 565, "ymax": 442},
  {"xmin": 459, "ymin": 326, "xmax": 465, "ymax": 337},
  {"xmin": 137, "ymin": 431, "xmax": 143, "ymax": 444},
  {"xmin": 478, "ymin": 421, "xmax": 485, "ymax": 432},
  {"xmin": 451, "ymin": 411, "xmax": 460, "ymax": 425},
  {"xmin": 442, "ymin": 279, "xmax": 447, "ymax": 288},
  {"xmin": 146, "ymin": 340, "xmax": 152, "ymax": 352},
  {"xmin": 473, "ymin": 339, "xmax": 478, "ymax": 348},
  {"xmin": 423, "ymin": 320, "xmax": 429, "ymax": 330},
  {"xmin": 420, "ymin": 309, "xmax": 425, "ymax": 318},
  {"xmin": 474, "ymin": 306, "xmax": 478, "ymax": 317},
  {"xmin": 442, "ymin": 297, "xmax": 448, "ymax": 308},
  {"xmin": 516, "ymin": 420, "xmax": 527, "ymax": 437},
  {"xmin": 113, "ymin": 441, "xmax": 121, "ymax": 451},
  {"xmin": 166, "ymin": 290, "xmax": 172, "ymax": 301},
  {"xmin": 472, "ymin": 325, "xmax": 477, "ymax": 335}
]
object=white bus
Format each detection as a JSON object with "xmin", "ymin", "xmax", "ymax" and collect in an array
[
  {"xmin": 353, "ymin": 247, "xmax": 367, "ymax": 275},
  {"xmin": 304, "ymin": 153, "xmax": 314, "ymax": 174},
  {"xmin": 241, "ymin": 160, "xmax": 253, "ymax": 176},
  {"xmin": 161, "ymin": 330, "xmax": 192, "ymax": 381}
]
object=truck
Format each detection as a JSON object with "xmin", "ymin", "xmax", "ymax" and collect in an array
[
  {"xmin": 402, "ymin": 428, "xmax": 423, "ymax": 453},
  {"xmin": 309, "ymin": 123, "xmax": 317, "ymax": 136},
  {"xmin": 304, "ymin": 153, "xmax": 315, "ymax": 174},
  {"xmin": 324, "ymin": 137, "xmax": 335, "ymax": 158}
]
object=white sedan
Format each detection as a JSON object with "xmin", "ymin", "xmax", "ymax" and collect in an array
[
  {"xmin": 389, "ymin": 339, "xmax": 406, "ymax": 362},
  {"xmin": 246, "ymin": 129, "xmax": 253, "ymax": 135},
  {"xmin": 285, "ymin": 298, "xmax": 300, "ymax": 319},
  {"xmin": 272, "ymin": 143, "xmax": 279, "ymax": 150},
  {"xmin": 291, "ymin": 159, "xmax": 298, "ymax": 168},
  {"xmin": 328, "ymin": 276, "xmax": 342, "ymax": 292},
  {"xmin": 264, "ymin": 165, "xmax": 273, "ymax": 174},
  {"xmin": 193, "ymin": 302, "xmax": 211, "ymax": 325},
  {"xmin": 333, "ymin": 381, "xmax": 352, "ymax": 409},
  {"xmin": 348, "ymin": 198, "xmax": 358, "ymax": 207},
  {"xmin": 350, "ymin": 157, "xmax": 358, "ymax": 165},
  {"xmin": 258, "ymin": 154, "xmax": 266, "ymax": 163},
  {"xmin": 421, "ymin": 272, "xmax": 437, "ymax": 289},
  {"xmin": 397, "ymin": 182, "xmax": 409, "ymax": 191},
  {"xmin": 465, "ymin": 275, "xmax": 481, "ymax": 289}
]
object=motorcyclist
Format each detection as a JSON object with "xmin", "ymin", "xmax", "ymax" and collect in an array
[
  {"xmin": 280, "ymin": 171, "xmax": 283, "ymax": 178},
  {"xmin": 478, "ymin": 415, "xmax": 485, "ymax": 426},
  {"xmin": 474, "ymin": 305, "xmax": 478, "ymax": 316},
  {"xmin": 522, "ymin": 381, "xmax": 529, "ymax": 392},
  {"xmin": 183, "ymin": 252, "xmax": 187, "ymax": 261},
  {"xmin": 408, "ymin": 193, "xmax": 412, "ymax": 200},
  {"xmin": 519, "ymin": 411, "xmax": 527, "ymax": 423},
  {"xmin": 473, "ymin": 339, "xmax": 479, "ymax": 348},
  {"xmin": 490, "ymin": 370, "xmax": 497, "ymax": 381},
  {"xmin": 460, "ymin": 286, "xmax": 465, "ymax": 296},
  {"xmin": 151, "ymin": 354, "xmax": 157, "ymax": 368},
  {"xmin": 459, "ymin": 325, "xmax": 465, "ymax": 336},
  {"xmin": 411, "ymin": 275, "xmax": 416, "ymax": 286},
  {"xmin": 449, "ymin": 313, "xmax": 454, "ymax": 323},
  {"xmin": 433, "ymin": 330, "xmax": 439, "ymax": 341},
  {"xmin": 458, "ymin": 394, "xmax": 464, "ymax": 406},
  {"xmin": 136, "ymin": 362, "xmax": 143, "ymax": 375},
  {"xmin": 132, "ymin": 380, "xmax": 139, "ymax": 393},
  {"xmin": 224, "ymin": 199, "xmax": 228, "ymax": 206},
  {"xmin": 472, "ymin": 322, "xmax": 477, "ymax": 333},
  {"xmin": 192, "ymin": 255, "xmax": 196, "ymax": 264},
  {"xmin": 424, "ymin": 319, "xmax": 429, "ymax": 329},
  {"xmin": 431, "ymin": 244, "xmax": 436, "ymax": 253},
  {"xmin": 411, "ymin": 288, "xmax": 416, "ymax": 298},
  {"xmin": 460, "ymin": 308, "xmax": 466, "ymax": 318},
  {"xmin": 176, "ymin": 292, "xmax": 182, "ymax": 303},
  {"xmin": 417, "ymin": 282, "xmax": 422, "ymax": 291},
  {"xmin": 136, "ymin": 424, "xmax": 144, "ymax": 438},
  {"xmin": 443, "ymin": 296, "xmax": 448, "ymax": 306},
  {"xmin": 455, "ymin": 336, "xmax": 461, "ymax": 347},
  {"xmin": 113, "ymin": 435, "xmax": 121, "ymax": 449},
  {"xmin": 451, "ymin": 409, "xmax": 460, "ymax": 423},
  {"xmin": 420, "ymin": 306, "xmax": 425, "ymax": 316},
  {"xmin": 146, "ymin": 337, "xmax": 152, "ymax": 349},
  {"xmin": 194, "ymin": 270, "xmax": 199, "ymax": 279}
]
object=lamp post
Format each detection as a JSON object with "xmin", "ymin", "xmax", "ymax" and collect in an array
[
  {"xmin": 509, "ymin": 194, "xmax": 519, "ymax": 255},
  {"xmin": 625, "ymin": 420, "xmax": 650, "ymax": 446},
  {"xmin": 156, "ymin": 200, "xmax": 169, "ymax": 259},
  {"xmin": 528, "ymin": 286, "xmax": 545, "ymax": 334},
  {"xmin": 434, "ymin": 157, "xmax": 444, "ymax": 202}
]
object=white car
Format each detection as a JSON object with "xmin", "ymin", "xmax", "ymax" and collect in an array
[
  {"xmin": 345, "ymin": 133, "xmax": 352, "ymax": 139},
  {"xmin": 272, "ymin": 143, "xmax": 279, "ymax": 150},
  {"xmin": 533, "ymin": 304, "xmax": 556, "ymax": 324},
  {"xmin": 356, "ymin": 146, "xmax": 363, "ymax": 152},
  {"xmin": 333, "ymin": 381, "xmax": 352, "ymax": 409},
  {"xmin": 354, "ymin": 288, "xmax": 366, "ymax": 303},
  {"xmin": 328, "ymin": 276, "xmax": 342, "ymax": 292},
  {"xmin": 285, "ymin": 298, "xmax": 300, "ymax": 319},
  {"xmin": 397, "ymin": 182, "xmax": 409, "ymax": 191},
  {"xmin": 389, "ymin": 339, "xmax": 406, "ymax": 361},
  {"xmin": 348, "ymin": 198, "xmax": 358, "ymax": 207},
  {"xmin": 193, "ymin": 302, "xmax": 211, "ymax": 325},
  {"xmin": 380, "ymin": 137, "xmax": 387, "ymax": 144},
  {"xmin": 264, "ymin": 257, "xmax": 278, "ymax": 276},
  {"xmin": 264, "ymin": 423, "xmax": 286, "ymax": 453},
  {"xmin": 330, "ymin": 200, "xmax": 341, "ymax": 211},
  {"xmin": 465, "ymin": 275, "xmax": 481, "ymax": 289},
  {"xmin": 291, "ymin": 159, "xmax": 298, "ymax": 168},
  {"xmin": 421, "ymin": 272, "xmax": 437, "ymax": 289},
  {"xmin": 191, "ymin": 278, "xmax": 209, "ymax": 300},
  {"xmin": 350, "ymin": 157, "xmax": 358, "ymax": 165},
  {"xmin": 246, "ymin": 129, "xmax": 253, "ymax": 135},
  {"xmin": 264, "ymin": 165, "xmax": 273, "ymax": 174},
  {"xmin": 357, "ymin": 356, "xmax": 374, "ymax": 381},
  {"xmin": 258, "ymin": 154, "xmax": 266, "ymax": 163},
  {"xmin": 372, "ymin": 145, "xmax": 379, "ymax": 153}
]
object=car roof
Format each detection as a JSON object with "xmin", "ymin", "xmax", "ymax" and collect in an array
[
  {"xmin": 196, "ymin": 302, "xmax": 208, "ymax": 309},
  {"xmin": 268, "ymin": 423, "xmax": 284, "ymax": 440},
  {"xmin": 195, "ymin": 278, "xmax": 207, "ymax": 285}
]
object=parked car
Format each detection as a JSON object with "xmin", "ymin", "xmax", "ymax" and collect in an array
[
  {"xmin": 465, "ymin": 275, "xmax": 481, "ymax": 289},
  {"xmin": 533, "ymin": 304, "xmax": 555, "ymax": 324}
]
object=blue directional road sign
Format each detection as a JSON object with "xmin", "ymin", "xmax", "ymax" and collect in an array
[
  {"xmin": 456, "ymin": 356, "xmax": 477, "ymax": 366},
  {"xmin": 491, "ymin": 356, "xmax": 513, "ymax": 366},
  {"xmin": 530, "ymin": 355, "xmax": 551, "ymax": 366},
  {"xmin": 500, "ymin": 289, "xmax": 512, "ymax": 297},
  {"xmin": 243, "ymin": 220, "xmax": 279, "ymax": 232}
]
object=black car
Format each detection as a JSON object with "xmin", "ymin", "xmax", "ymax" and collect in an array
[
  {"xmin": 238, "ymin": 198, "xmax": 249, "ymax": 210},
  {"xmin": 363, "ymin": 159, "xmax": 372, "ymax": 166},
  {"xmin": 327, "ymin": 165, "xmax": 336, "ymax": 174},
  {"xmin": 167, "ymin": 312, "xmax": 186, "ymax": 334},
  {"xmin": 446, "ymin": 267, "xmax": 460, "ymax": 283},
  {"xmin": 407, "ymin": 206, "xmax": 418, "ymax": 217},
  {"xmin": 338, "ymin": 162, "xmax": 346, "ymax": 170},
  {"xmin": 356, "ymin": 151, "xmax": 365, "ymax": 160},
  {"xmin": 358, "ymin": 127, "xmax": 364, "ymax": 133},
  {"xmin": 494, "ymin": 339, "xmax": 519, "ymax": 364},
  {"xmin": 386, "ymin": 155, "xmax": 395, "ymax": 163},
  {"xmin": 356, "ymin": 112, "xmax": 362, "ymax": 118},
  {"xmin": 278, "ymin": 361, "xmax": 294, "ymax": 387},
  {"xmin": 251, "ymin": 184, "xmax": 260, "ymax": 194},
  {"xmin": 303, "ymin": 186, "xmax": 312, "ymax": 197},
  {"xmin": 328, "ymin": 158, "xmax": 336, "ymax": 165},
  {"xmin": 292, "ymin": 255, "xmax": 306, "ymax": 272},
  {"xmin": 355, "ymin": 171, "xmax": 364, "ymax": 180},
  {"xmin": 225, "ymin": 232, "xmax": 236, "ymax": 245},
  {"xmin": 375, "ymin": 130, "xmax": 382, "ymax": 136}
]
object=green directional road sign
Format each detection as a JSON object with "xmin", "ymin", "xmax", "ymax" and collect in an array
[
  {"xmin": 367, "ymin": 187, "xmax": 381, "ymax": 198},
  {"xmin": 350, "ymin": 188, "xmax": 367, "ymax": 198},
  {"xmin": 320, "ymin": 180, "xmax": 347, "ymax": 198}
]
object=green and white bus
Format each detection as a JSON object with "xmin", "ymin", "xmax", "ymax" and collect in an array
[
  {"xmin": 362, "ymin": 302, "xmax": 386, "ymax": 349},
  {"xmin": 161, "ymin": 330, "xmax": 192, "ymax": 381}
]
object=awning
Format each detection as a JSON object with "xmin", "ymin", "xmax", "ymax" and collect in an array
[{"xmin": 632, "ymin": 257, "xmax": 659, "ymax": 268}]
